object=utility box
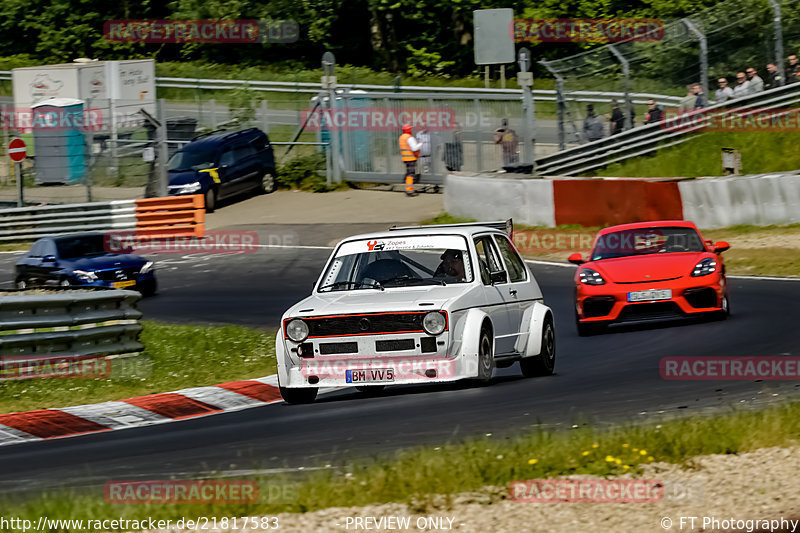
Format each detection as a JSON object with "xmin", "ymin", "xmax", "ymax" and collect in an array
[
  {"xmin": 11, "ymin": 59, "xmax": 156, "ymax": 136},
  {"xmin": 31, "ymin": 98, "xmax": 87, "ymax": 184}
]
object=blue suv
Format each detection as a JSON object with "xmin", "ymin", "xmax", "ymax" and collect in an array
[
  {"xmin": 14, "ymin": 233, "xmax": 157, "ymax": 296},
  {"xmin": 167, "ymin": 128, "xmax": 277, "ymax": 212}
]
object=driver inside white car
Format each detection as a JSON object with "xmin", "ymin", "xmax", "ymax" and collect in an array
[{"xmin": 434, "ymin": 249, "xmax": 466, "ymax": 282}]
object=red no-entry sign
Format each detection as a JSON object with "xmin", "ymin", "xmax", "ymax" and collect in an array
[{"xmin": 8, "ymin": 138, "xmax": 27, "ymax": 162}]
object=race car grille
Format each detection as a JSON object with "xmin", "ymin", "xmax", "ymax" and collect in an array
[
  {"xmin": 583, "ymin": 297, "xmax": 616, "ymax": 318},
  {"xmin": 94, "ymin": 267, "xmax": 139, "ymax": 281},
  {"xmin": 375, "ymin": 339, "xmax": 415, "ymax": 352},
  {"xmin": 684, "ymin": 287, "xmax": 718, "ymax": 308},
  {"xmin": 318, "ymin": 342, "xmax": 359, "ymax": 355},
  {"xmin": 618, "ymin": 302, "xmax": 683, "ymax": 322},
  {"xmin": 302, "ymin": 312, "xmax": 428, "ymax": 338}
]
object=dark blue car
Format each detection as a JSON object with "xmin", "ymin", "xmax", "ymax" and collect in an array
[
  {"xmin": 167, "ymin": 128, "xmax": 276, "ymax": 213},
  {"xmin": 14, "ymin": 233, "xmax": 157, "ymax": 295}
]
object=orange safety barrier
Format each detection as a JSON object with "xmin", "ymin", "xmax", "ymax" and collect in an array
[{"xmin": 133, "ymin": 195, "xmax": 205, "ymax": 239}]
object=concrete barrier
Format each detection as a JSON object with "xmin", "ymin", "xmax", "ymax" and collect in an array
[
  {"xmin": 446, "ymin": 172, "xmax": 800, "ymax": 229},
  {"xmin": 444, "ymin": 174, "xmax": 555, "ymax": 227}
]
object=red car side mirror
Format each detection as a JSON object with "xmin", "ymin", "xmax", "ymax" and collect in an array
[
  {"xmin": 568, "ymin": 253, "xmax": 584, "ymax": 265},
  {"xmin": 713, "ymin": 241, "xmax": 730, "ymax": 253}
]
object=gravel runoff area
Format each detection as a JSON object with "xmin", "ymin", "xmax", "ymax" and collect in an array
[{"xmin": 158, "ymin": 446, "xmax": 800, "ymax": 533}]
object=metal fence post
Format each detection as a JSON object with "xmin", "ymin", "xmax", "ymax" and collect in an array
[
  {"xmin": 768, "ymin": 0, "xmax": 785, "ymax": 86},
  {"xmin": 157, "ymin": 98, "xmax": 168, "ymax": 197},
  {"xmin": 539, "ymin": 62, "xmax": 566, "ymax": 152},
  {"xmin": 260, "ymin": 100, "xmax": 270, "ymax": 133},
  {"xmin": 473, "ymin": 98, "xmax": 483, "ymax": 171},
  {"xmin": 683, "ymin": 19, "xmax": 709, "ymax": 101},
  {"xmin": 209, "ymin": 99, "xmax": 217, "ymax": 129},
  {"xmin": 384, "ymin": 97, "xmax": 392, "ymax": 177},
  {"xmin": 608, "ymin": 45, "xmax": 633, "ymax": 130}
]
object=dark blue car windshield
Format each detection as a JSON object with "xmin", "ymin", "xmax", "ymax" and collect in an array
[
  {"xmin": 168, "ymin": 148, "xmax": 215, "ymax": 171},
  {"xmin": 56, "ymin": 235, "xmax": 107, "ymax": 259}
]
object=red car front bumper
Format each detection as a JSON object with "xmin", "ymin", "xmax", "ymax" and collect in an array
[{"xmin": 576, "ymin": 274, "xmax": 726, "ymax": 325}]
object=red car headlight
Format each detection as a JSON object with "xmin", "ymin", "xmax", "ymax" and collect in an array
[
  {"xmin": 691, "ymin": 258, "xmax": 717, "ymax": 277},
  {"xmin": 579, "ymin": 268, "xmax": 606, "ymax": 285}
]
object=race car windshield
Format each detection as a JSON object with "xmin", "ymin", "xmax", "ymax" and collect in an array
[
  {"xmin": 591, "ymin": 227, "xmax": 706, "ymax": 261},
  {"xmin": 318, "ymin": 236, "xmax": 474, "ymax": 292}
]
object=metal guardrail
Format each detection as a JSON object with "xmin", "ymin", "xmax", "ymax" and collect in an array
[
  {"xmin": 534, "ymin": 82, "xmax": 800, "ymax": 176},
  {"xmin": 0, "ymin": 289, "xmax": 144, "ymax": 380},
  {"xmin": 0, "ymin": 201, "xmax": 137, "ymax": 242},
  {"xmin": 0, "ymin": 195, "xmax": 205, "ymax": 242},
  {"xmin": 0, "ymin": 70, "xmax": 682, "ymax": 107}
]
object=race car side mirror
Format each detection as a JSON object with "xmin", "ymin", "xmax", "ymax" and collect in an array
[
  {"xmin": 568, "ymin": 253, "xmax": 584, "ymax": 265},
  {"xmin": 713, "ymin": 241, "xmax": 730, "ymax": 253}
]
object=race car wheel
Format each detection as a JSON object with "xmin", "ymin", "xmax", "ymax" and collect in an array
[
  {"xmin": 279, "ymin": 386, "xmax": 318, "ymax": 404},
  {"xmin": 59, "ymin": 279, "xmax": 71, "ymax": 287},
  {"xmin": 715, "ymin": 293, "xmax": 730, "ymax": 320},
  {"xmin": 15, "ymin": 278, "xmax": 29, "ymax": 290},
  {"xmin": 474, "ymin": 328, "xmax": 495, "ymax": 384},
  {"xmin": 204, "ymin": 188, "xmax": 217, "ymax": 213},
  {"xmin": 521, "ymin": 315, "xmax": 556, "ymax": 377}
]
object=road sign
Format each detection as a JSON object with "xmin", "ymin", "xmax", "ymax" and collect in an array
[
  {"xmin": 473, "ymin": 9, "xmax": 515, "ymax": 65},
  {"xmin": 8, "ymin": 138, "xmax": 26, "ymax": 162}
]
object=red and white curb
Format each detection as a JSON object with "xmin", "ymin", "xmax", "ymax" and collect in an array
[{"xmin": 0, "ymin": 375, "xmax": 334, "ymax": 447}]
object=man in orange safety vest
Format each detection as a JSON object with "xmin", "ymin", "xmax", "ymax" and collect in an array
[{"xmin": 399, "ymin": 124, "xmax": 422, "ymax": 197}]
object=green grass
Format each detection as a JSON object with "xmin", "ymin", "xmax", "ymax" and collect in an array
[
  {"xmin": 2, "ymin": 401, "xmax": 799, "ymax": 521},
  {"xmin": 0, "ymin": 321, "xmax": 277, "ymax": 414},
  {"xmin": 593, "ymin": 131, "xmax": 800, "ymax": 178}
]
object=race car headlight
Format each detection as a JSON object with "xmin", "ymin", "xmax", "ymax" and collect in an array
[
  {"xmin": 422, "ymin": 311, "xmax": 447, "ymax": 336},
  {"xmin": 691, "ymin": 258, "xmax": 717, "ymax": 277},
  {"xmin": 286, "ymin": 319, "xmax": 309, "ymax": 343},
  {"xmin": 73, "ymin": 270, "xmax": 97, "ymax": 281},
  {"xmin": 175, "ymin": 181, "xmax": 202, "ymax": 194},
  {"xmin": 139, "ymin": 261, "xmax": 154, "ymax": 274},
  {"xmin": 578, "ymin": 268, "xmax": 606, "ymax": 285}
]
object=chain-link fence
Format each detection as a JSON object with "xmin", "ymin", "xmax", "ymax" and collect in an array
[{"xmin": 539, "ymin": 0, "xmax": 800, "ymax": 148}]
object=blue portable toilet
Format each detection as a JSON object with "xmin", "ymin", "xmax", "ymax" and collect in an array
[{"xmin": 32, "ymin": 98, "xmax": 87, "ymax": 184}]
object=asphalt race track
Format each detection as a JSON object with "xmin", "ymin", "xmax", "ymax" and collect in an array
[{"xmin": 0, "ymin": 228, "xmax": 798, "ymax": 493}]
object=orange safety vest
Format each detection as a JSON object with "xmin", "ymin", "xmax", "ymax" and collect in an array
[{"xmin": 399, "ymin": 133, "xmax": 419, "ymax": 162}]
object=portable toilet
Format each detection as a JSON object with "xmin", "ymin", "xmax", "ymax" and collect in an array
[{"xmin": 32, "ymin": 97, "xmax": 87, "ymax": 184}]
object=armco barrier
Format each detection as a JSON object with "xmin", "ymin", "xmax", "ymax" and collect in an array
[
  {"xmin": 0, "ymin": 195, "xmax": 204, "ymax": 242},
  {"xmin": 0, "ymin": 289, "xmax": 145, "ymax": 380},
  {"xmin": 446, "ymin": 172, "xmax": 800, "ymax": 229}
]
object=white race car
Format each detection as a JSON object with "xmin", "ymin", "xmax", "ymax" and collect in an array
[{"xmin": 276, "ymin": 221, "xmax": 556, "ymax": 404}]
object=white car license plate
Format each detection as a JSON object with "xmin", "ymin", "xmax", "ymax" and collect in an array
[
  {"xmin": 627, "ymin": 289, "xmax": 672, "ymax": 302},
  {"xmin": 346, "ymin": 368, "xmax": 395, "ymax": 383}
]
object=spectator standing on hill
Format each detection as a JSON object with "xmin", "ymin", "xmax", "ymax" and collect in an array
[
  {"xmin": 678, "ymin": 85, "xmax": 696, "ymax": 113},
  {"xmin": 693, "ymin": 84, "xmax": 705, "ymax": 109},
  {"xmin": 715, "ymin": 78, "xmax": 734, "ymax": 103},
  {"xmin": 746, "ymin": 67, "xmax": 764, "ymax": 94},
  {"xmin": 765, "ymin": 64, "xmax": 783, "ymax": 89},
  {"xmin": 582, "ymin": 104, "xmax": 605, "ymax": 142},
  {"xmin": 787, "ymin": 55, "xmax": 800, "ymax": 83},
  {"xmin": 607, "ymin": 99, "xmax": 625, "ymax": 135},
  {"xmin": 644, "ymin": 99, "xmax": 662, "ymax": 124},
  {"xmin": 732, "ymin": 72, "xmax": 750, "ymax": 98}
]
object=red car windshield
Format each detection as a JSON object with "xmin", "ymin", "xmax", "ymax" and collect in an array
[{"xmin": 591, "ymin": 227, "xmax": 705, "ymax": 261}]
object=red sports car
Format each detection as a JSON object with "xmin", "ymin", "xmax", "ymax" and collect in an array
[{"xmin": 569, "ymin": 220, "xmax": 730, "ymax": 336}]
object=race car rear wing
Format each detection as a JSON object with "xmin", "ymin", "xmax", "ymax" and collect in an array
[{"xmin": 389, "ymin": 219, "xmax": 513, "ymax": 236}]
